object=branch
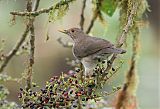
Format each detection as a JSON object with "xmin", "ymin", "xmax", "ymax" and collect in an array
[
  {"xmin": 86, "ymin": 12, "xmax": 98, "ymax": 34},
  {"xmin": 26, "ymin": 0, "xmax": 40, "ymax": 91},
  {"xmin": 26, "ymin": 19, "xmax": 35, "ymax": 91},
  {"xmin": 29, "ymin": 24, "xmax": 35, "ymax": 66},
  {"xmin": 115, "ymin": 26, "xmax": 139, "ymax": 109},
  {"xmin": 104, "ymin": 2, "xmax": 138, "ymax": 73},
  {"xmin": 86, "ymin": 1, "xmax": 101, "ymax": 34},
  {"xmin": 0, "ymin": 25, "xmax": 30, "ymax": 73},
  {"xmin": 79, "ymin": 0, "xmax": 86, "ymax": 30},
  {"xmin": 10, "ymin": 0, "xmax": 75, "ymax": 17}
]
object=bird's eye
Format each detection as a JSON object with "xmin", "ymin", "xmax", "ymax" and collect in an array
[{"xmin": 71, "ymin": 29, "xmax": 75, "ymax": 33}]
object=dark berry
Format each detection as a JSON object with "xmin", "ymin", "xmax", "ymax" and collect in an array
[
  {"xmin": 18, "ymin": 93, "xmax": 22, "ymax": 98},
  {"xmin": 75, "ymin": 80, "xmax": 78, "ymax": 84},
  {"xmin": 102, "ymin": 60, "xmax": 105, "ymax": 63},
  {"xmin": 70, "ymin": 90, "xmax": 73, "ymax": 94},
  {"xmin": 82, "ymin": 98, "xmax": 85, "ymax": 101},
  {"xmin": 20, "ymin": 88, "xmax": 23, "ymax": 91},
  {"xmin": 112, "ymin": 67, "xmax": 115, "ymax": 71},
  {"xmin": 75, "ymin": 68, "xmax": 80, "ymax": 72},
  {"xmin": 73, "ymin": 105, "xmax": 77, "ymax": 108}
]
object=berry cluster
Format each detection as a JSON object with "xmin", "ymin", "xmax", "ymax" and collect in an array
[
  {"xmin": 18, "ymin": 61, "xmax": 122, "ymax": 108},
  {"xmin": 18, "ymin": 72, "xmax": 101, "ymax": 108}
]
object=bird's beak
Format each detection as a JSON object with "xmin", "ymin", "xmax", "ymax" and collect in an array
[{"xmin": 58, "ymin": 29, "xmax": 68, "ymax": 34}]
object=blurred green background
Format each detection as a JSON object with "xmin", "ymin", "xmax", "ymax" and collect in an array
[{"xmin": 0, "ymin": 0, "xmax": 159, "ymax": 109}]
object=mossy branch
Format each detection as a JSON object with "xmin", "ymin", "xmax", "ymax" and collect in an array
[
  {"xmin": 115, "ymin": 24, "xmax": 140, "ymax": 109},
  {"xmin": 25, "ymin": 0, "xmax": 40, "ymax": 91},
  {"xmin": 10, "ymin": 0, "xmax": 75, "ymax": 17},
  {"xmin": 115, "ymin": 0, "xmax": 147, "ymax": 108}
]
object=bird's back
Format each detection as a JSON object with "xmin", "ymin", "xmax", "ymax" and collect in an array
[{"xmin": 73, "ymin": 35, "xmax": 117, "ymax": 59}]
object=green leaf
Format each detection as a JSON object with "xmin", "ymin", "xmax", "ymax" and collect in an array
[{"xmin": 101, "ymin": 0, "xmax": 118, "ymax": 16}]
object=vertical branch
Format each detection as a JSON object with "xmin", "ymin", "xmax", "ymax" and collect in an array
[
  {"xmin": 114, "ymin": 0, "xmax": 146, "ymax": 107},
  {"xmin": 25, "ymin": 0, "xmax": 33, "ymax": 91},
  {"xmin": 115, "ymin": 25, "xmax": 140, "ymax": 109},
  {"xmin": 26, "ymin": 0, "xmax": 40, "ymax": 91},
  {"xmin": 26, "ymin": 20, "xmax": 35, "ymax": 91},
  {"xmin": 26, "ymin": 0, "xmax": 32, "ymax": 12},
  {"xmin": 79, "ymin": 0, "xmax": 86, "ymax": 30}
]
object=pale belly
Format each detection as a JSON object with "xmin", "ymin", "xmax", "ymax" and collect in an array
[{"xmin": 81, "ymin": 53, "xmax": 110, "ymax": 76}]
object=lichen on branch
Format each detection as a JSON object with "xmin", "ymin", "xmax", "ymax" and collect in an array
[{"xmin": 115, "ymin": 0, "xmax": 148, "ymax": 109}]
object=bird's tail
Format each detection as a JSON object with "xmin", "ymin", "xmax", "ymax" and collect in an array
[
  {"xmin": 114, "ymin": 47, "xmax": 126, "ymax": 54},
  {"xmin": 97, "ymin": 47, "xmax": 126, "ymax": 55},
  {"xmin": 116, "ymin": 48, "xmax": 127, "ymax": 54}
]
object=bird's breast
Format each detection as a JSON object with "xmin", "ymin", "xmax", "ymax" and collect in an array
[{"xmin": 72, "ymin": 43, "xmax": 84, "ymax": 59}]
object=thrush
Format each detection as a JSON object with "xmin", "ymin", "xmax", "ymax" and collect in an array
[{"xmin": 59, "ymin": 28, "xmax": 126, "ymax": 76}]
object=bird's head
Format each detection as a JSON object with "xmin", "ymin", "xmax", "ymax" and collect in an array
[{"xmin": 59, "ymin": 28, "xmax": 84, "ymax": 41}]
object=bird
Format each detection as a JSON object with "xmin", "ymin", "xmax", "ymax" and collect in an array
[{"xmin": 59, "ymin": 28, "xmax": 126, "ymax": 76}]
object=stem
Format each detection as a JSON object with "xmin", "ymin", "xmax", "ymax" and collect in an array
[
  {"xmin": 80, "ymin": 0, "xmax": 86, "ymax": 30},
  {"xmin": 86, "ymin": 0, "xmax": 102, "ymax": 34}
]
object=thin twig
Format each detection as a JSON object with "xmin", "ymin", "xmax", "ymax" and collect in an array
[
  {"xmin": 10, "ymin": 0, "xmax": 75, "ymax": 17},
  {"xmin": 79, "ymin": 0, "xmax": 86, "ymax": 30},
  {"xmin": 86, "ymin": 13, "xmax": 98, "ymax": 34},
  {"xmin": 33, "ymin": 0, "xmax": 40, "ymax": 11},
  {"xmin": 86, "ymin": 1, "xmax": 101, "ymax": 34}
]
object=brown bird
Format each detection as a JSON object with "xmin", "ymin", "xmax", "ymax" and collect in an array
[{"xmin": 59, "ymin": 28, "xmax": 126, "ymax": 76}]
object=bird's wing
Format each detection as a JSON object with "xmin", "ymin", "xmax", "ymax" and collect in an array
[{"xmin": 73, "ymin": 36, "xmax": 115, "ymax": 59}]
